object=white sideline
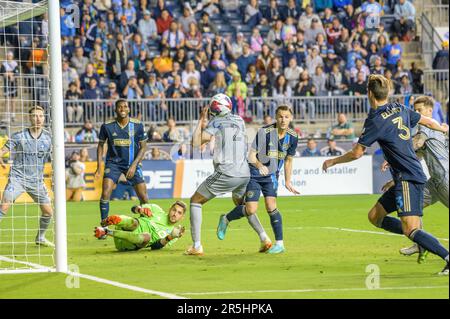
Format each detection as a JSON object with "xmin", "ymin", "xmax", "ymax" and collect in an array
[
  {"xmin": 0, "ymin": 255, "xmax": 185, "ymax": 299},
  {"xmin": 178, "ymin": 285, "xmax": 450, "ymax": 296}
]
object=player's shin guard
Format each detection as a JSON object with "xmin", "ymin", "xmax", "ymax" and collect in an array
[
  {"xmin": 380, "ymin": 216, "xmax": 403, "ymax": 235},
  {"xmin": 409, "ymin": 229, "xmax": 449, "ymax": 261},
  {"xmin": 100, "ymin": 199, "xmax": 110, "ymax": 221},
  {"xmin": 268, "ymin": 209, "xmax": 283, "ymax": 243},
  {"xmin": 190, "ymin": 203, "xmax": 202, "ymax": 249},
  {"xmin": 37, "ymin": 215, "xmax": 52, "ymax": 240},
  {"xmin": 110, "ymin": 230, "xmax": 146, "ymax": 245},
  {"xmin": 226, "ymin": 205, "xmax": 245, "ymax": 222}
]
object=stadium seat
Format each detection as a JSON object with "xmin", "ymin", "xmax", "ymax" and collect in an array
[{"xmin": 380, "ymin": 15, "xmax": 396, "ymax": 32}]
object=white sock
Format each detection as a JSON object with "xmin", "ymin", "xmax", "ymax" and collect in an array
[
  {"xmin": 190, "ymin": 203, "xmax": 202, "ymax": 249},
  {"xmin": 276, "ymin": 240, "xmax": 284, "ymax": 246}
]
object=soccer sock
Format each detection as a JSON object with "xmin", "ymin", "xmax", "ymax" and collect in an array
[
  {"xmin": 190, "ymin": 203, "xmax": 202, "ymax": 249},
  {"xmin": 115, "ymin": 215, "xmax": 136, "ymax": 231},
  {"xmin": 380, "ymin": 216, "xmax": 404, "ymax": 235},
  {"xmin": 100, "ymin": 199, "xmax": 109, "ymax": 221},
  {"xmin": 409, "ymin": 229, "xmax": 449, "ymax": 261},
  {"xmin": 225, "ymin": 205, "xmax": 245, "ymax": 223},
  {"xmin": 110, "ymin": 230, "xmax": 146, "ymax": 245},
  {"xmin": 268, "ymin": 209, "xmax": 283, "ymax": 243},
  {"xmin": 246, "ymin": 213, "xmax": 269, "ymax": 242},
  {"xmin": 37, "ymin": 215, "xmax": 52, "ymax": 240}
]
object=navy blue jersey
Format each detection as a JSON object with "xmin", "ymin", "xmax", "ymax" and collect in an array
[
  {"xmin": 99, "ymin": 118, "xmax": 146, "ymax": 167},
  {"xmin": 358, "ymin": 102, "xmax": 426, "ymax": 183},
  {"xmin": 249, "ymin": 124, "xmax": 299, "ymax": 178}
]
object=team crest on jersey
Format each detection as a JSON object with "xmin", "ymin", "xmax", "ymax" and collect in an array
[
  {"xmin": 105, "ymin": 168, "xmax": 111, "ymax": 174},
  {"xmin": 246, "ymin": 191, "xmax": 254, "ymax": 198},
  {"xmin": 282, "ymin": 143, "xmax": 289, "ymax": 150}
]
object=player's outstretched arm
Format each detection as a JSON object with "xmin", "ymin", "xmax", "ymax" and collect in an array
[
  {"xmin": 322, "ymin": 144, "xmax": 366, "ymax": 172},
  {"xmin": 149, "ymin": 226, "xmax": 185, "ymax": 250},
  {"xmin": 192, "ymin": 107, "xmax": 212, "ymax": 147},
  {"xmin": 284, "ymin": 156, "xmax": 300, "ymax": 195},
  {"xmin": 418, "ymin": 115, "xmax": 449, "ymax": 134}
]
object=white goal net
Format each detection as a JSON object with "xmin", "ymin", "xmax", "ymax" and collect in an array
[{"xmin": 0, "ymin": 0, "xmax": 66, "ymax": 274}]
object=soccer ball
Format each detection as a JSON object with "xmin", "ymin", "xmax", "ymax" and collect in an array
[{"xmin": 209, "ymin": 93, "xmax": 232, "ymax": 117}]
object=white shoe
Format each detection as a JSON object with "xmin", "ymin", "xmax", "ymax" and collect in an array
[
  {"xmin": 399, "ymin": 243, "xmax": 420, "ymax": 256},
  {"xmin": 35, "ymin": 238, "xmax": 55, "ymax": 248}
]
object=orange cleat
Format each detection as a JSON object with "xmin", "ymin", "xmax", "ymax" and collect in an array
[
  {"xmin": 259, "ymin": 239, "xmax": 272, "ymax": 253},
  {"xmin": 184, "ymin": 245, "xmax": 204, "ymax": 256}
]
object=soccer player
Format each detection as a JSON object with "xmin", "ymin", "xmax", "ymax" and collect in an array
[
  {"xmin": 381, "ymin": 95, "xmax": 449, "ymax": 261},
  {"xmin": 0, "ymin": 106, "xmax": 54, "ymax": 247},
  {"xmin": 322, "ymin": 74, "xmax": 449, "ymax": 275},
  {"xmin": 95, "ymin": 99, "xmax": 149, "ymax": 228},
  {"xmin": 217, "ymin": 105, "xmax": 300, "ymax": 254},
  {"xmin": 94, "ymin": 201, "xmax": 186, "ymax": 251},
  {"xmin": 185, "ymin": 93, "xmax": 251, "ymax": 256}
]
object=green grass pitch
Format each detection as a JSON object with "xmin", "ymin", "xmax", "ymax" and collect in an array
[{"xmin": 0, "ymin": 195, "xmax": 448, "ymax": 299}]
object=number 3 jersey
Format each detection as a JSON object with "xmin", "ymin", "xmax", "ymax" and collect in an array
[{"xmin": 358, "ymin": 102, "xmax": 427, "ymax": 184}]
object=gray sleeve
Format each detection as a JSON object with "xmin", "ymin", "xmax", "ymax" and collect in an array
[{"xmin": 204, "ymin": 118, "xmax": 218, "ymax": 136}]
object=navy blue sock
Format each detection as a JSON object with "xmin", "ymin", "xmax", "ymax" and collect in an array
[
  {"xmin": 268, "ymin": 209, "xmax": 283, "ymax": 241},
  {"xmin": 100, "ymin": 199, "xmax": 109, "ymax": 221},
  {"xmin": 380, "ymin": 216, "xmax": 403, "ymax": 235},
  {"xmin": 225, "ymin": 205, "xmax": 245, "ymax": 222},
  {"xmin": 410, "ymin": 229, "xmax": 449, "ymax": 261}
]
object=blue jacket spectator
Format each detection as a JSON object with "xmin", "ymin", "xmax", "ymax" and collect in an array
[
  {"xmin": 236, "ymin": 45, "xmax": 256, "ymax": 79},
  {"xmin": 302, "ymin": 139, "xmax": 322, "ymax": 157},
  {"xmin": 382, "ymin": 36, "xmax": 402, "ymax": 70}
]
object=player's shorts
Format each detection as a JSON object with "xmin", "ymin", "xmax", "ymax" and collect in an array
[
  {"xmin": 245, "ymin": 175, "xmax": 279, "ymax": 202},
  {"xmin": 378, "ymin": 180, "xmax": 425, "ymax": 217},
  {"xmin": 114, "ymin": 217, "xmax": 153, "ymax": 252},
  {"xmin": 424, "ymin": 176, "xmax": 449, "ymax": 208},
  {"xmin": 104, "ymin": 163, "xmax": 145, "ymax": 186},
  {"xmin": 1, "ymin": 177, "xmax": 51, "ymax": 204},
  {"xmin": 196, "ymin": 172, "xmax": 250, "ymax": 200}
]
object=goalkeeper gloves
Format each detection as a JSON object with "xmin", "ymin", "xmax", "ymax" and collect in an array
[
  {"xmin": 166, "ymin": 225, "xmax": 185, "ymax": 241},
  {"xmin": 131, "ymin": 205, "xmax": 152, "ymax": 217}
]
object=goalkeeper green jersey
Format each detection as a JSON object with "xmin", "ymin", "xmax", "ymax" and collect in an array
[{"xmin": 138, "ymin": 203, "xmax": 178, "ymax": 247}]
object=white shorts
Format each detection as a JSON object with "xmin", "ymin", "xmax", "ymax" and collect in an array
[
  {"xmin": 424, "ymin": 177, "xmax": 449, "ymax": 208},
  {"xmin": 196, "ymin": 172, "xmax": 250, "ymax": 200},
  {"xmin": 2, "ymin": 177, "xmax": 51, "ymax": 204}
]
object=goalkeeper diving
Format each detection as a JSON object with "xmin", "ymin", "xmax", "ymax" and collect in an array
[{"xmin": 94, "ymin": 201, "xmax": 186, "ymax": 251}]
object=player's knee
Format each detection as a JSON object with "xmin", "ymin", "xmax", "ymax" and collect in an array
[{"xmin": 368, "ymin": 208, "xmax": 381, "ymax": 227}]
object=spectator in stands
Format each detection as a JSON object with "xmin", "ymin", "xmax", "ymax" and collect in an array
[
  {"xmin": 128, "ymin": 33, "xmax": 147, "ymax": 60},
  {"xmin": 316, "ymin": 0, "xmax": 333, "ymax": 13},
  {"xmin": 85, "ymin": 18, "xmax": 108, "ymax": 54},
  {"xmin": 350, "ymin": 58, "xmax": 370, "ymax": 82},
  {"xmin": 179, "ymin": 5, "xmax": 196, "ymax": 34},
  {"xmin": 384, "ymin": 69, "xmax": 399, "ymax": 94},
  {"xmin": 227, "ymin": 72, "xmax": 248, "ymax": 113},
  {"xmin": 166, "ymin": 75, "xmax": 187, "ymax": 98},
  {"xmin": 79, "ymin": 147, "xmax": 92, "ymax": 162},
  {"xmin": 360, "ymin": 0, "xmax": 383, "ymax": 29},
  {"xmin": 342, "ymin": 4, "xmax": 361, "ymax": 34},
  {"xmin": 147, "ymin": 124, "xmax": 163, "ymax": 142},
  {"xmin": 83, "ymin": 78, "xmax": 103, "ymax": 99},
  {"xmin": 181, "ymin": 60, "xmax": 201, "ymax": 90},
  {"xmin": 62, "ymin": 59, "xmax": 80, "ymax": 93},
  {"xmin": 410, "ymin": 62, "xmax": 424, "ymax": 94},
  {"xmin": 144, "ymin": 72, "xmax": 165, "ymax": 98},
  {"xmin": 334, "ymin": 27, "xmax": 350, "ymax": 61},
  {"xmin": 149, "ymin": 147, "xmax": 170, "ymax": 160},
  {"xmin": 60, "ymin": 7, "xmax": 76, "ymax": 37},
  {"xmin": 312, "ymin": 65, "xmax": 327, "ymax": 96},
  {"xmin": 324, "ymin": 48, "xmax": 339, "ymax": 73},
  {"xmin": 294, "ymin": 31, "xmax": 307, "ymax": 65},
  {"xmin": 154, "ymin": 0, "xmax": 173, "ymax": 19},
  {"xmin": 153, "ymin": 48, "xmax": 173, "ymax": 75},
  {"xmin": 66, "ymin": 151, "xmax": 86, "ymax": 202},
  {"xmin": 298, "ymin": 4, "xmax": 321, "ymax": 31},
  {"xmin": 198, "ymin": 12, "xmax": 217, "ymax": 37},
  {"xmin": 346, "ymin": 40, "xmax": 367, "ymax": 71},
  {"xmin": 326, "ymin": 17, "xmax": 343, "ymax": 45},
  {"xmin": 245, "ymin": 64, "xmax": 259, "ymax": 94},
  {"xmin": 138, "ymin": 10, "xmax": 158, "ymax": 44},
  {"xmin": 328, "ymin": 113, "xmax": 355, "ymax": 140},
  {"xmin": 156, "ymin": 9, "xmax": 173, "ymax": 35},
  {"xmin": 163, "ymin": 117, "xmax": 186, "ymax": 143},
  {"xmin": 432, "ymin": 41, "xmax": 449, "ymax": 71},
  {"xmin": 116, "ymin": 0, "xmax": 137, "ymax": 25},
  {"xmin": 282, "ymin": 0, "xmax": 301, "ymax": 22},
  {"xmin": 284, "ymin": 57, "xmax": 303, "ymax": 90},
  {"xmin": 255, "ymin": 44, "xmax": 274, "ymax": 75},
  {"xmin": 236, "ymin": 43, "xmax": 256, "ymax": 79},
  {"xmin": 90, "ymin": 42, "xmax": 107, "ymax": 76},
  {"xmin": 264, "ymin": 0, "xmax": 282, "ymax": 22},
  {"xmin": 174, "ymin": 49, "xmax": 188, "ymax": 70},
  {"xmin": 65, "ymin": 82, "xmax": 83, "ymax": 123},
  {"xmin": 266, "ymin": 19, "xmax": 284, "ymax": 53},
  {"xmin": 393, "ymin": 0, "xmax": 416, "ymax": 40},
  {"xmin": 71, "ymin": 47, "xmax": 90, "ymax": 75},
  {"xmin": 1, "ymin": 51, "xmax": 19, "ymax": 119},
  {"xmin": 320, "ymin": 138, "xmax": 345, "ymax": 156},
  {"xmin": 105, "ymin": 10, "xmax": 117, "ymax": 34},
  {"xmin": 122, "ymin": 76, "xmax": 143, "ymax": 99},
  {"xmin": 108, "ymin": 39, "xmax": 128, "ymax": 80},
  {"xmin": 301, "ymin": 138, "xmax": 321, "ymax": 157},
  {"xmin": 80, "ymin": 63, "xmax": 100, "ymax": 90},
  {"xmin": 348, "ymin": 71, "xmax": 368, "ymax": 96},
  {"xmin": 282, "ymin": 16, "xmax": 297, "ymax": 43},
  {"xmin": 305, "ymin": 46, "xmax": 323, "ymax": 75},
  {"xmin": 272, "ymin": 74, "xmax": 292, "ymax": 106},
  {"xmin": 268, "ymin": 57, "xmax": 283, "ymax": 86},
  {"xmin": 366, "ymin": 42, "xmax": 381, "ymax": 66},
  {"xmin": 118, "ymin": 59, "xmax": 136, "ymax": 91},
  {"xmin": 161, "ymin": 21, "xmax": 186, "ymax": 53},
  {"xmin": 245, "ymin": 0, "xmax": 266, "ymax": 28},
  {"xmin": 327, "ymin": 63, "xmax": 348, "ymax": 95},
  {"xmin": 370, "ymin": 56, "xmax": 385, "ymax": 75},
  {"xmin": 254, "ymin": 73, "xmax": 273, "ymax": 119},
  {"xmin": 185, "ymin": 22, "xmax": 203, "ymax": 58},
  {"xmin": 431, "ymin": 98, "xmax": 445, "ymax": 124},
  {"xmin": 75, "ymin": 120, "xmax": 99, "ymax": 143},
  {"xmin": 295, "ymin": 71, "xmax": 316, "ymax": 122},
  {"xmin": 383, "ymin": 35, "xmax": 402, "ymax": 71},
  {"xmin": 304, "ymin": 18, "xmax": 326, "ymax": 46},
  {"xmin": 250, "ymin": 28, "xmax": 264, "ymax": 53},
  {"xmin": 207, "ymin": 71, "xmax": 227, "ymax": 96},
  {"xmin": 370, "ymin": 22, "xmax": 390, "ymax": 44},
  {"xmin": 117, "ymin": 15, "xmax": 136, "ymax": 41}
]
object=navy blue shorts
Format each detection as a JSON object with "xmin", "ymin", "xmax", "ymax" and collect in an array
[
  {"xmin": 104, "ymin": 164, "xmax": 145, "ymax": 186},
  {"xmin": 245, "ymin": 175, "xmax": 278, "ymax": 202},
  {"xmin": 378, "ymin": 180, "xmax": 424, "ymax": 217}
]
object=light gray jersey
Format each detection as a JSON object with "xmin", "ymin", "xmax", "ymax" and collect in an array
[
  {"xmin": 6, "ymin": 129, "xmax": 52, "ymax": 182},
  {"xmin": 415, "ymin": 125, "xmax": 448, "ymax": 182},
  {"xmin": 204, "ymin": 113, "xmax": 250, "ymax": 177}
]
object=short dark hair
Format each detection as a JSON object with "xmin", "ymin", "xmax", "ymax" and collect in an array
[
  {"xmin": 414, "ymin": 96, "xmax": 434, "ymax": 109},
  {"xmin": 367, "ymin": 74, "xmax": 391, "ymax": 101},
  {"xmin": 275, "ymin": 104, "xmax": 293, "ymax": 115},
  {"xmin": 115, "ymin": 99, "xmax": 128, "ymax": 109},
  {"xmin": 29, "ymin": 105, "xmax": 45, "ymax": 114},
  {"xmin": 171, "ymin": 200, "xmax": 187, "ymax": 214}
]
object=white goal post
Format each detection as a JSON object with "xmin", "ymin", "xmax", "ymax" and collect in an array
[{"xmin": 0, "ymin": 0, "xmax": 67, "ymax": 274}]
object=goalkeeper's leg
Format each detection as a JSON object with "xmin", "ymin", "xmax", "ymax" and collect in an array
[
  {"xmin": 111, "ymin": 231, "xmax": 151, "ymax": 250},
  {"xmin": 102, "ymin": 215, "xmax": 138, "ymax": 231}
]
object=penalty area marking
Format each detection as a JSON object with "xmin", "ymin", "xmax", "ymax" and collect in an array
[
  {"xmin": 0, "ymin": 255, "xmax": 185, "ymax": 299},
  {"xmin": 178, "ymin": 285, "xmax": 450, "ymax": 296}
]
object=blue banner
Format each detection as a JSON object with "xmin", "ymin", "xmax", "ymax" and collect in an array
[{"xmin": 141, "ymin": 160, "xmax": 176, "ymax": 199}]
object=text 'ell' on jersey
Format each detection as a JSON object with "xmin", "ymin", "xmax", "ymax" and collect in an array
[
  {"xmin": 358, "ymin": 102, "xmax": 427, "ymax": 183},
  {"xmin": 250, "ymin": 123, "xmax": 299, "ymax": 178},
  {"xmin": 99, "ymin": 118, "xmax": 146, "ymax": 168},
  {"xmin": 204, "ymin": 113, "xmax": 250, "ymax": 177}
]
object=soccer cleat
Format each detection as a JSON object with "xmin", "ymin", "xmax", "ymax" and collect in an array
[
  {"xmin": 267, "ymin": 243, "xmax": 285, "ymax": 254},
  {"xmin": 400, "ymin": 243, "xmax": 420, "ymax": 256},
  {"xmin": 101, "ymin": 215, "xmax": 122, "ymax": 227},
  {"xmin": 438, "ymin": 262, "xmax": 449, "ymax": 276},
  {"xmin": 35, "ymin": 238, "xmax": 55, "ymax": 248},
  {"xmin": 184, "ymin": 245, "xmax": 204, "ymax": 256},
  {"xmin": 94, "ymin": 226, "xmax": 108, "ymax": 240},
  {"xmin": 259, "ymin": 239, "xmax": 272, "ymax": 253},
  {"xmin": 216, "ymin": 214, "xmax": 228, "ymax": 240},
  {"xmin": 417, "ymin": 247, "xmax": 429, "ymax": 264}
]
